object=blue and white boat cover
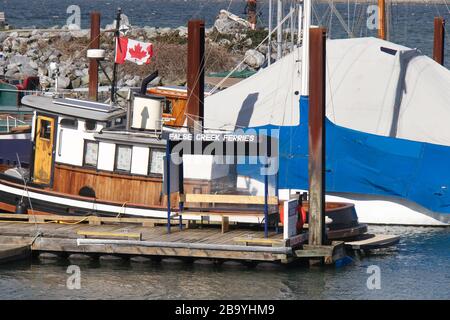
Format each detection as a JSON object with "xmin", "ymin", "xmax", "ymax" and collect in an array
[{"xmin": 204, "ymin": 37, "xmax": 450, "ymax": 222}]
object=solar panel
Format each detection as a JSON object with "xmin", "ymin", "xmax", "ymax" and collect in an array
[{"xmin": 53, "ymin": 98, "xmax": 118, "ymax": 113}]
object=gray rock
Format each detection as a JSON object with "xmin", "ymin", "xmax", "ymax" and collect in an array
[
  {"xmin": 70, "ymin": 30, "xmax": 89, "ymax": 38},
  {"xmin": 159, "ymin": 27, "xmax": 172, "ymax": 35},
  {"xmin": 71, "ymin": 77, "xmax": 81, "ymax": 88},
  {"xmin": 0, "ymin": 32, "xmax": 8, "ymax": 43},
  {"xmin": 74, "ymin": 69, "xmax": 85, "ymax": 78},
  {"xmin": 177, "ymin": 26, "xmax": 188, "ymax": 37},
  {"xmin": 243, "ymin": 38, "xmax": 253, "ymax": 47},
  {"xmin": 48, "ymin": 54, "xmax": 59, "ymax": 62},
  {"xmin": 40, "ymin": 76, "xmax": 53, "ymax": 88},
  {"xmin": 214, "ymin": 11, "xmax": 250, "ymax": 35},
  {"xmin": 60, "ymin": 32, "xmax": 73, "ymax": 42},
  {"xmin": 67, "ymin": 24, "xmax": 81, "ymax": 31},
  {"xmin": 9, "ymin": 31, "xmax": 19, "ymax": 38},
  {"xmin": 81, "ymin": 74, "xmax": 90, "ymax": 86},
  {"xmin": 144, "ymin": 27, "xmax": 157, "ymax": 38},
  {"xmin": 244, "ymin": 49, "xmax": 265, "ymax": 69},
  {"xmin": 57, "ymin": 76, "xmax": 71, "ymax": 89},
  {"xmin": 38, "ymin": 66, "xmax": 48, "ymax": 76},
  {"xmin": 19, "ymin": 31, "xmax": 32, "ymax": 38},
  {"xmin": 99, "ymin": 72, "xmax": 110, "ymax": 86},
  {"xmin": 29, "ymin": 60, "xmax": 38, "ymax": 70},
  {"xmin": 125, "ymin": 78, "xmax": 137, "ymax": 87},
  {"xmin": 150, "ymin": 76, "xmax": 161, "ymax": 86},
  {"xmin": 5, "ymin": 66, "xmax": 19, "ymax": 78},
  {"xmin": 218, "ymin": 38, "xmax": 231, "ymax": 47}
]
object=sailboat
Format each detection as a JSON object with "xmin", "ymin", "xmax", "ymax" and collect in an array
[{"xmin": 202, "ymin": 1, "xmax": 450, "ymax": 226}]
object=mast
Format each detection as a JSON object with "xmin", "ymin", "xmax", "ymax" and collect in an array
[
  {"xmin": 300, "ymin": 0, "xmax": 311, "ymax": 97},
  {"xmin": 277, "ymin": 0, "xmax": 283, "ymax": 60},
  {"xmin": 290, "ymin": 2, "xmax": 295, "ymax": 51},
  {"xmin": 297, "ymin": 3, "xmax": 302, "ymax": 46},
  {"xmin": 378, "ymin": 0, "xmax": 386, "ymax": 40},
  {"xmin": 111, "ymin": 8, "xmax": 122, "ymax": 104},
  {"xmin": 268, "ymin": 0, "xmax": 272, "ymax": 66}
]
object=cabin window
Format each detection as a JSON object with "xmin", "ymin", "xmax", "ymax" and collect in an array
[
  {"xmin": 163, "ymin": 99, "xmax": 173, "ymax": 114},
  {"xmin": 85, "ymin": 120, "xmax": 97, "ymax": 131},
  {"xmin": 84, "ymin": 141, "xmax": 99, "ymax": 167},
  {"xmin": 39, "ymin": 119, "xmax": 52, "ymax": 140},
  {"xmin": 60, "ymin": 118, "xmax": 78, "ymax": 129},
  {"xmin": 115, "ymin": 145, "xmax": 132, "ymax": 172},
  {"xmin": 149, "ymin": 148, "xmax": 165, "ymax": 175}
]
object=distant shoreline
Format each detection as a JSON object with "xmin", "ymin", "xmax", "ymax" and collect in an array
[{"xmin": 313, "ymin": 0, "xmax": 450, "ymax": 3}]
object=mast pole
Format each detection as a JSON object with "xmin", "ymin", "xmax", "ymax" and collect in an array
[
  {"xmin": 277, "ymin": 0, "xmax": 283, "ymax": 60},
  {"xmin": 88, "ymin": 11, "xmax": 101, "ymax": 102},
  {"xmin": 300, "ymin": 0, "xmax": 311, "ymax": 97},
  {"xmin": 111, "ymin": 7, "xmax": 122, "ymax": 104},
  {"xmin": 378, "ymin": 0, "xmax": 386, "ymax": 40},
  {"xmin": 268, "ymin": 0, "xmax": 272, "ymax": 66},
  {"xmin": 297, "ymin": 2, "xmax": 303, "ymax": 46},
  {"xmin": 433, "ymin": 17, "xmax": 445, "ymax": 65},
  {"xmin": 290, "ymin": 2, "xmax": 295, "ymax": 51}
]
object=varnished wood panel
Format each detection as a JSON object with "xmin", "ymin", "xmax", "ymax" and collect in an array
[
  {"xmin": 52, "ymin": 164, "xmax": 210, "ymax": 207},
  {"xmin": 147, "ymin": 87, "xmax": 187, "ymax": 126}
]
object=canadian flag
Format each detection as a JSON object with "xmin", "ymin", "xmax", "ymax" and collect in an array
[{"xmin": 115, "ymin": 37, "xmax": 154, "ymax": 65}]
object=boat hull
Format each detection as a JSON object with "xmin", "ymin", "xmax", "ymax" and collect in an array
[{"xmin": 280, "ymin": 189, "xmax": 449, "ymax": 226}]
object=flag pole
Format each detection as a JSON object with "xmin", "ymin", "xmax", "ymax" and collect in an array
[{"xmin": 111, "ymin": 7, "xmax": 122, "ymax": 104}]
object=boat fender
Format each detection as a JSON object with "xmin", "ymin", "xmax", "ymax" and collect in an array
[
  {"xmin": 296, "ymin": 206, "xmax": 307, "ymax": 232},
  {"xmin": 15, "ymin": 199, "xmax": 27, "ymax": 214}
]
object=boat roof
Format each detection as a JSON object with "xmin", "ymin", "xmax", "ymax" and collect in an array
[
  {"xmin": 94, "ymin": 131, "xmax": 166, "ymax": 146},
  {"xmin": 21, "ymin": 95, "xmax": 126, "ymax": 121}
]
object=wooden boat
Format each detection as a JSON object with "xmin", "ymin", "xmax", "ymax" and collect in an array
[{"xmin": 0, "ymin": 85, "xmax": 218, "ymax": 218}]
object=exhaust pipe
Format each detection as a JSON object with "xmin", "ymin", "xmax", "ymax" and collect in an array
[{"xmin": 140, "ymin": 71, "xmax": 159, "ymax": 95}]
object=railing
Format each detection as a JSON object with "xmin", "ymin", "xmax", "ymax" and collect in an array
[{"xmin": 0, "ymin": 115, "xmax": 30, "ymax": 132}]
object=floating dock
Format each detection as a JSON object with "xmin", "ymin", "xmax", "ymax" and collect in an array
[
  {"xmin": 0, "ymin": 243, "xmax": 31, "ymax": 264},
  {"xmin": 0, "ymin": 214, "xmax": 358, "ymax": 266}
]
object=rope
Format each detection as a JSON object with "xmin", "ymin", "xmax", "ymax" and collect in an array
[{"xmin": 208, "ymin": 7, "xmax": 296, "ymax": 95}]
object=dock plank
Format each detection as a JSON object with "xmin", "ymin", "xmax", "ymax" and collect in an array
[{"xmin": 345, "ymin": 234, "xmax": 400, "ymax": 250}]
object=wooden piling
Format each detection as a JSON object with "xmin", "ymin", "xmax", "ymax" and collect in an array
[
  {"xmin": 88, "ymin": 12, "xmax": 101, "ymax": 101},
  {"xmin": 308, "ymin": 27, "xmax": 327, "ymax": 265},
  {"xmin": 186, "ymin": 19, "xmax": 205, "ymax": 133},
  {"xmin": 378, "ymin": 0, "xmax": 386, "ymax": 40},
  {"xmin": 433, "ymin": 17, "xmax": 445, "ymax": 65}
]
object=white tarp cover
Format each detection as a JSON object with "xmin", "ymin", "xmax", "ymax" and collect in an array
[{"xmin": 205, "ymin": 37, "xmax": 450, "ymax": 147}]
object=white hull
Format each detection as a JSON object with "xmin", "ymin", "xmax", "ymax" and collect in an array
[
  {"xmin": 0, "ymin": 180, "xmax": 265, "ymax": 224},
  {"xmin": 279, "ymin": 189, "xmax": 449, "ymax": 226}
]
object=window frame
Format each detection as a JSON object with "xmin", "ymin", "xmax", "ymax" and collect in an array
[
  {"xmin": 83, "ymin": 140, "xmax": 99, "ymax": 168},
  {"xmin": 148, "ymin": 147, "xmax": 165, "ymax": 176},
  {"xmin": 114, "ymin": 144, "xmax": 133, "ymax": 173}
]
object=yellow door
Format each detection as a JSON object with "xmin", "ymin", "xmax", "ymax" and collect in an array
[{"xmin": 33, "ymin": 115, "xmax": 55, "ymax": 185}]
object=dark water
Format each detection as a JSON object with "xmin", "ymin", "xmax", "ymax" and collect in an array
[
  {"xmin": 0, "ymin": 226, "xmax": 449, "ymax": 299},
  {"xmin": 2, "ymin": 0, "xmax": 450, "ymax": 67}
]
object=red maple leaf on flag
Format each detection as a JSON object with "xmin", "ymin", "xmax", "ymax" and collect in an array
[{"xmin": 128, "ymin": 43, "xmax": 147, "ymax": 60}]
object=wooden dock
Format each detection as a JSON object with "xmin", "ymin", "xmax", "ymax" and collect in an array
[
  {"xmin": 0, "ymin": 244, "xmax": 31, "ymax": 264},
  {"xmin": 0, "ymin": 214, "xmax": 347, "ymax": 265}
]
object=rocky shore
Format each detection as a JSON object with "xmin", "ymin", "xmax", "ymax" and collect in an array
[{"xmin": 0, "ymin": 12, "xmax": 290, "ymax": 91}]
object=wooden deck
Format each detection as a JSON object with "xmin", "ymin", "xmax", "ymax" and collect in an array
[
  {"xmin": 0, "ymin": 214, "xmax": 397, "ymax": 266},
  {"xmin": 0, "ymin": 217, "xmax": 298, "ymax": 263}
]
